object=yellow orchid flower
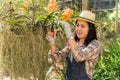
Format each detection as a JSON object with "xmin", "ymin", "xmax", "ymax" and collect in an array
[
  {"xmin": 48, "ymin": 0, "xmax": 58, "ymax": 12},
  {"xmin": 23, "ymin": 1, "xmax": 29, "ymax": 11},
  {"xmin": 61, "ymin": 8, "xmax": 73, "ymax": 22}
]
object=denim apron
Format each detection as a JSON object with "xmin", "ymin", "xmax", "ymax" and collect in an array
[{"xmin": 65, "ymin": 52, "xmax": 90, "ymax": 80}]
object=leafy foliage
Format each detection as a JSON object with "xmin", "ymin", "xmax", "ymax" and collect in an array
[{"xmin": 93, "ymin": 37, "xmax": 120, "ymax": 80}]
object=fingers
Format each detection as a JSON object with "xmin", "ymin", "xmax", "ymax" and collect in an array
[
  {"xmin": 46, "ymin": 30, "xmax": 57, "ymax": 41},
  {"xmin": 53, "ymin": 30, "xmax": 57, "ymax": 38},
  {"xmin": 46, "ymin": 34, "xmax": 53, "ymax": 41},
  {"xmin": 59, "ymin": 20, "xmax": 64, "ymax": 26}
]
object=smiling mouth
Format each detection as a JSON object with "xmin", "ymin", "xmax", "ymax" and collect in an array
[{"xmin": 77, "ymin": 33, "xmax": 82, "ymax": 35}]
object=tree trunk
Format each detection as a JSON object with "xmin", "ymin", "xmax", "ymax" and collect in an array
[{"xmin": 82, "ymin": 0, "xmax": 89, "ymax": 10}]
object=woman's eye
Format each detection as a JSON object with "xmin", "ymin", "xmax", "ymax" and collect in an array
[
  {"xmin": 76, "ymin": 24, "xmax": 79, "ymax": 27},
  {"xmin": 81, "ymin": 25, "xmax": 85, "ymax": 28}
]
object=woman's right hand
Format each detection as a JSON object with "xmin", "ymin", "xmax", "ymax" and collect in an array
[
  {"xmin": 46, "ymin": 28, "xmax": 56, "ymax": 45},
  {"xmin": 46, "ymin": 29, "xmax": 57, "ymax": 54}
]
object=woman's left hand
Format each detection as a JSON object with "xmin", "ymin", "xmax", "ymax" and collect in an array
[
  {"xmin": 59, "ymin": 21, "xmax": 73, "ymax": 38},
  {"xmin": 59, "ymin": 21, "xmax": 76, "ymax": 50}
]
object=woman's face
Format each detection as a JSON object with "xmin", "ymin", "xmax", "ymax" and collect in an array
[{"xmin": 75, "ymin": 20, "xmax": 89, "ymax": 40}]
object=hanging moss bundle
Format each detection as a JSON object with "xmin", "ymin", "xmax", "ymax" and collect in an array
[
  {"xmin": 0, "ymin": 0, "xmax": 67, "ymax": 79},
  {"xmin": 0, "ymin": 24, "xmax": 48, "ymax": 79},
  {"xmin": 0, "ymin": 21, "xmax": 67, "ymax": 80}
]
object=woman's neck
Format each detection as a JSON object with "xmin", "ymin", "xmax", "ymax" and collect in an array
[{"xmin": 79, "ymin": 39, "xmax": 85, "ymax": 44}]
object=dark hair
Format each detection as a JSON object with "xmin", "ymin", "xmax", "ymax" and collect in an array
[{"xmin": 74, "ymin": 21, "xmax": 97, "ymax": 46}]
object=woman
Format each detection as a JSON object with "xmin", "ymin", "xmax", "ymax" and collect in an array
[{"xmin": 46, "ymin": 10, "xmax": 101, "ymax": 80}]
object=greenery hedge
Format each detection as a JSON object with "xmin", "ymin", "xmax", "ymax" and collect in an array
[{"xmin": 93, "ymin": 37, "xmax": 120, "ymax": 80}]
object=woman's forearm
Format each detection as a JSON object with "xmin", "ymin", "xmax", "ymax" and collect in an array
[
  {"xmin": 68, "ymin": 38, "xmax": 76, "ymax": 50},
  {"xmin": 50, "ymin": 44, "xmax": 56, "ymax": 54}
]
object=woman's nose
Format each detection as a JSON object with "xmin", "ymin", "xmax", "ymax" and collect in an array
[{"xmin": 77, "ymin": 26, "xmax": 82, "ymax": 31}]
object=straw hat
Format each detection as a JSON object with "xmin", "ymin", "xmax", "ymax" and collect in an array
[{"xmin": 72, "ymin": 10, "xmax": 101, "ymax": 27}]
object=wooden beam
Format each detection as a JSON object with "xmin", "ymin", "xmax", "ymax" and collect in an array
[{"xmin": 82, "ymin": 0, "xmax": 89, "ymax": 10}]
